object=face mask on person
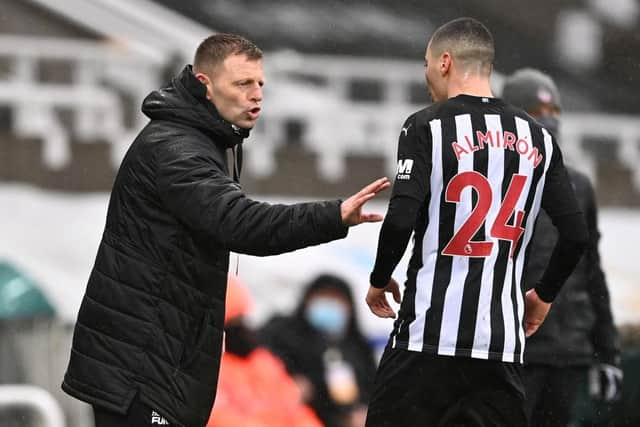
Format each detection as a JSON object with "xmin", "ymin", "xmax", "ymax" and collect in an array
[
  {"xmin": 536, "ymin": 114, "xmax": 560, "ymax": 138},
  {"xmin": 304, "ymin": 297, "xmax": 349, "ymax": 337}
]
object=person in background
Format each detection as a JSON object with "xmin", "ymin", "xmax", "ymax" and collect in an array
[
  {"xmin": 208, "ymin": 275, "xmax": 323, "ymax": 427},
  {"xmin": 260, "ymin": 274, "xmax": 377, "ymax": 427},
  {"xmin": 501, "ymin": 68, "xmax": 623, "ymax": 427}
]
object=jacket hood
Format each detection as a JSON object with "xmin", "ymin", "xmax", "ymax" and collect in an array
[{"xmin": 142, "ymin": 65, "xmax": 250, "ymax": 148}]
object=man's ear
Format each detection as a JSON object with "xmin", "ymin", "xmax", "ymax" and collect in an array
[
  {"xmin": 194, "ymin": 72, "xmax": 212, "ymax": 99},
  {"xmin": 440, "ymin": 52, "xmax": 452, "ymax": 76},
  {"xmin": 194, "ymin": 72, "xmax": 209, "ymax": 85}
]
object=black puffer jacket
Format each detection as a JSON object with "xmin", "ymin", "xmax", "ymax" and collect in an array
[
  {"xmin": 524, "ymin": 167, "xmax": 619, "ymax": 366},
  {"xmin": 62, "ymin": 66, "xmax": 348, "ymax": 427}
]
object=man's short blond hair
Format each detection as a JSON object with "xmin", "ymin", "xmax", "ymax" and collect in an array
[
  {"xmin": 429, "ymin": 17, "xmax": 494, "ymax": 75},
  {"xmin": 193, "ymin": 33, "xmax": 263, "ymax": 75}
]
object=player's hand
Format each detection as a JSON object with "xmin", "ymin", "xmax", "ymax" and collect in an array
[
  {"xmin": 524, "ymin": 288, "xmax": 551, "ymax": 337},
  {"xmin": 366, "ymin": 278, "xmax": 401, "ymax": 319},
  {"xmin": 341, "ymin": 177, "xmax": 390, "ymax": 226}
]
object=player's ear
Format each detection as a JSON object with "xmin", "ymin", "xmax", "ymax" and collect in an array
[{"xmin": 441, "ymin": 52, "xmax": 452, "ymax": 76}]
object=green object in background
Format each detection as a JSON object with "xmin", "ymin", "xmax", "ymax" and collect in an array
[
  {"xmin": 571, "ymin": 347, "xmax": 640, "ymax": 427},
  {"xmin": 0, "ymin": 260, "xmax": 55, "ymax": 319}
]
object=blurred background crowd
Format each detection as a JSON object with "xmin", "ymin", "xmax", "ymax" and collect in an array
[{"xmin": 0, "ymin": 0, "xmax": 638, "ymax": 426}]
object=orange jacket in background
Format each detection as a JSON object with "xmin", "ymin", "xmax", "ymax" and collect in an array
[{"xmin": 208, "ymin": 348, "xmax": 324, "ymax": 427}]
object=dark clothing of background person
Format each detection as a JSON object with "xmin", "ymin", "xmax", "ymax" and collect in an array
[
  {"xmin": 523, "ymin": 167, "xmax": 621, "ymax": 426},
  {"xmin": 61, "ymin": 66, "xmax": 349, "ymax": 427},
  {"xmin": 524, "ymin": 366, "xmax": 584, "ymax": 427},
  {"xmin": 260, "ymin": 275, "xmax": 378, "ymax": 427},
  {"xmin": 525, "ymin": 168, "xmax": 619, "ymax": 366}
]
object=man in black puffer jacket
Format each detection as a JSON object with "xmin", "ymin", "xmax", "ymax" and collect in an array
[
  {"xmin": 61, "ymin": 34, "xmax": 390, "ymax": 427},
  {"xmin": 502, "ymin": 68, "xmax": 622, "ymax": 427}
]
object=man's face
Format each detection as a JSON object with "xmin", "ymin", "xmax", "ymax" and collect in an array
[
  {"xmin": 425, "ymin": 44, "xmax": 446, "ymax": 102},
  {"xmin": 529, "ymin": 103, "xmax": 560, "ymax": 120},
  {"xmin": 529, "ymin": 102, "xmax": 561, "ymax": 137},
  {"xmin": 200, "ymin": 54, "xmax": 264, "ymax": 129}
]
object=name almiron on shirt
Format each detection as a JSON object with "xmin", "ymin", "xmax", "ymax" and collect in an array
[{"xmin": 451, "ymin": 129, "xmax": 545, "ymax": 167}]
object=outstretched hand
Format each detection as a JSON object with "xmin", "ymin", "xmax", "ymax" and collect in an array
[
  {"xmin": 524, "ymin": 288, "xmax": 551, "ymax": 337},
  {"xmin": 341, "ymin": 177, "xmax": 391, "ymax": 226},
  {"xmin": 366, "ymin": 278, "xmax": 402, "ymax": 319}
]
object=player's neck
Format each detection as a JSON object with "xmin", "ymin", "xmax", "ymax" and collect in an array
[{"xmin": 447, "ymin": 75, "xmax": 493, "ymax": 99}]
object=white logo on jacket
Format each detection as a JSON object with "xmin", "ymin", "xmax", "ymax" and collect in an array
[{"xmin": 151, "ymin": 411, "xmax": 170, "ymax": 425}]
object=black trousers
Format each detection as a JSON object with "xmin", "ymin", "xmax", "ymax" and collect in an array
[
  {"xmin": 524, "ymin": 364, "xmax": 584, "ymax": 427},
  {"xmin": 93, "ymin": 395, "xmax": 176, "ymax": 427},
  {"xmin": 365, "ymin": 347, "xmax": 527, "ymax": 427}
]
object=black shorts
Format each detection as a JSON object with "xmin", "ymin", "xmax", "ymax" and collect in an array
[{"xmin": 365, "ymin": 346, "xmax": 527, "ymax": 427}]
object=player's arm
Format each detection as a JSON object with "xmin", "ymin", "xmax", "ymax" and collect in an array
[
  {"xmin": 369, "ymin": 197, "xmax": 421, "ymax": 287},
  {"xmin": 367, "ymin": 114, "xmax": 431, "ymax": 318}
]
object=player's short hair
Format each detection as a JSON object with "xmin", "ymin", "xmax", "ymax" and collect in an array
[
  {"xmin": 429, "ymin": 17, "xmax": 494, "ymax": 75},
  {"xmin": 193, "ymin": 33, "xmax": 263, "ymax": 75}
]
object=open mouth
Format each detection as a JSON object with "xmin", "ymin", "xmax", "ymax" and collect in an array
[{"xmin": 247, "ymin": 107, "xmax": 261, "ymax": 120}]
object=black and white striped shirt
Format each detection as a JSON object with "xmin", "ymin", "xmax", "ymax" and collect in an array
[{"xmin": 370, "ymin": 95, "xmax": 584, "ymax": 363}]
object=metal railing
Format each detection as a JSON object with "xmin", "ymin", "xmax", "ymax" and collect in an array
[
  {"xmin": 0, "ymin": 384, "xmax": 65, "ymax": 427},
  {"xmin": 0, "ymin": 35, "xmax": 638, "ymax": 192},
  {"xmin": 0, "ymin": 35, "xmax": 161, "ymax": 168}
]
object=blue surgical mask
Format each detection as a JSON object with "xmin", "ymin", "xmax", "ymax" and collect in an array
[{"xmin": 305, "ymin": 297, "xmax": 349, "ymax": 337}]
